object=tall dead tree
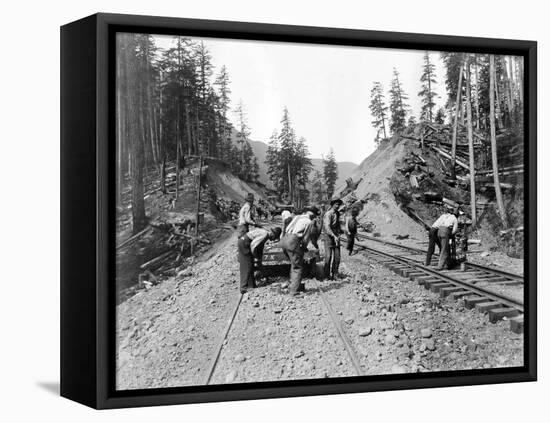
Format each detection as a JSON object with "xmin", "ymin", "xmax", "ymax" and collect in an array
[
  {"xmin": 516, "ymin": 56, "xmax": 524, "ymax": 105},
  {"xmin": 504, "ymin": 56, "xmax": 515, "ymax": 126},
  {"xmin": 450, "ymin": 57, "xmax": 464, "ymax": 180},
  {"xmin": 473, "ymin": 55, "xmax": 481, "ymax": 130},
  {"xmin": 489, "ymin": 55, "xmax": 507, "ymax": 227},
  {"xmin": 493, "ymin": 61, "xmax": 503, "ymax": 130},
  {"xmin": 464, "ymin": 59, "xmax": 477, "ymax": 226}
]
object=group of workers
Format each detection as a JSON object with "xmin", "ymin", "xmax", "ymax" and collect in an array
[
  {"xmin": 236, "ymin": 192, "xmax": 462, "ymax": 296},
  {"xmin": 236, "ymin": 193, "xmax": 361, "ymax": 296}
]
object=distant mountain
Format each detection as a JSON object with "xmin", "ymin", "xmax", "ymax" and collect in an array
[{"xmin": 249, "ymin": 139, "xmax": 358, "ymax": 189}]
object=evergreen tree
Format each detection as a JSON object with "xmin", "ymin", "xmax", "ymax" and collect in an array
[
  {"xmin": 194, "ymin": 41, "xmax": 213, "ymax": 155},
  {"xmin": 278, "ymin": 107, "xmax": 297, "ymax": 201},
  {"xmin": 323, "ymin": 149, "xmax": 338, "ymax": 200},
  {"xmin": 419, "ymin": 52, "xmax": 438, "ymax": 122},
  {"xmin": 441, "ymin": 52, "xmax": 464, "ymax": 110},
  {"xmin": 295, "ymin": 137, "xmax": 313, "ymax": 206},
  {"xmin": 369, "ymin": 81, "xmax": 388, "ymax": 145},
  {"xmin": 214, "ymin": 65, "xmax": 232, "ymax": 161},
  {"xmin": 266, "ymin": 130, "xmax": 285, "ymax": 192},
  {"xmin": 310, "ymin": 170, "xmax": 325, "ymax": 203},
  {"xmin": 435, "ymin": 107, "xmax": 446, "ymax": 124},
  {"xmin": 389, "ymin": 68, "xmax": 409, "ymax": 135},
  {"xmin": 234, "ymin": 100, "xmax": 251, "ymax": 172}
]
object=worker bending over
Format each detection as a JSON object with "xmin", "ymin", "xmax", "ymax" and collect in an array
[
  {"xmin": 281, "ymin": 209, "xmax": 294, "ymax": 235},
  {"xmin": 280, "ymin": 207, "xmax": 320, "ymax": 295},
  {"xmin": 238, "ymin": 227, "xmax": 282, "ymax": 294},
  {"xmin": 323, "ymin": 198, "xmax": 343, "ymax": 279},
  {"xmin": 425, "ymin": 206, "xmax": 460, "ymax": 270}
]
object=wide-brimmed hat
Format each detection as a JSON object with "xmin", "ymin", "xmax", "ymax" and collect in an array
[
  {"xmin": 245, "ymin": 193, "xmax": 255, "ymax": 202},
  {"xmin": 330, "ymin": 198, "xmax": 343, "ymax": 206}
]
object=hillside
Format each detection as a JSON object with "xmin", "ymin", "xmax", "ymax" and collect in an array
[
  {"xmin": 249, "ymin": 139, "xmax": 358, "ymax": 188},
  {"xmin": 336, "ymin": 126, "xmax": 524, "ymax": 264}
]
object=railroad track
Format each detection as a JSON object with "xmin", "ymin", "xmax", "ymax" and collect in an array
[
  {"xmin": 203, "ymin": 280, "xmax": 365, "ymax": 384},
  {"xmin": 357, "ymin": 233, "xmax": 524, "ymax": 285},
  {"xmin": 354, "ymin": 235, "xmax": 524, "ymax": 334}
]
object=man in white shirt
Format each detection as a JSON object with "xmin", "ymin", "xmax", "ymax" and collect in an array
[
  {"xmin": 237, "ymin": 193, "xmax": 259, "ymax": 237},
  {"xmin": 280, "ymin": 207, "xmax": 320, "ymax": 295},
  {"xmin": 281, "ymin": 209, "xmax": 294, "ymax": 234},
  {"xmin": 238, "ymin": 226, "xmax": 282, "ymax": 294},
  {"xmin": 425, "ymin": 206, "xmax": 460, "ymax": 270}
]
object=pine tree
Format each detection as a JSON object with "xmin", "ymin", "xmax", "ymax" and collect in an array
[
  {"xmin": 388, "ymin": 68, "xmax": 409, "ymax": 135},
  {"xmin": 278, "ymin": 107, "xmax": 297, "ymax": 201},
  {"xmin": 310, "ymin": 170, "xmax": 325, "ymax": 204},
  {"xmin": 234, "ymin": 99, "xmax": 251, "ymax": 176},
  {"xmin": 214, "ymin": 65, "xmax": 232, "ymax": 161},
  {"xmin": 194, "ymin": 41, "xmax": 213, "ymax": 155},
  {"xmin": 295, "ymin": 137, "xmax": 313, "ymax": 206},
  {"xmin": 435, "ymin": 107, "xmax": 446, "ymax": 124},
  {"xmin": 323, "ymin": 149, "xmax": 338, "ymax": 201},
  {"xmin": 119, "ymin": 33, "xmax": 147, "ymax": 233},
  {"xmin": 369, "ymin": 81, "xmax": 388, "ymax": 145},
  {"xmin": 419, "ymin": 52, "xmax": 438, "ymax": 122},
  {"xmin": 266, "ymin": 130, "xmax": 284, "ymax": 192}
]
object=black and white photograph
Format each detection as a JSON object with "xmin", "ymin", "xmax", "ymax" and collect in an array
[{"xmin": 114, "ymin": 31, "xmax": 526, "ymax": 391}]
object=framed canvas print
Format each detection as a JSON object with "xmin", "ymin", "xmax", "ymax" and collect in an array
[{"xmin": 60, "ymin": 13, "xmax": 537, "ymax": 409}]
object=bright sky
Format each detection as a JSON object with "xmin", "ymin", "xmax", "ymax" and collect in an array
[{"xmin": 153, "ymin": 34, "xmax": 448, "ymax": 164}]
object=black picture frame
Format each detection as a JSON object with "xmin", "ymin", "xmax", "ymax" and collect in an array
[{"xmin": 60, "ymin": 12, "xmax": 537, "ymax": 409}]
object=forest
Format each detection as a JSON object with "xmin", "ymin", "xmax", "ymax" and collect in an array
[
  {"xmin": 117, "ymin": 33, "xmax": 524, "ymax": 237},
  {"xmin": 116, "ymin": 33, "xmax": 339, "ymax": 234},
  {"xmin": 369, "ymin": 51, "xmax": 524, "ymax": 228}
]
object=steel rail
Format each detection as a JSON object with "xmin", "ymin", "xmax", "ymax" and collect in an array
[
  {"xmin": 360, "ymin": 243, "xmax": 523, "ymax": 312},
  {"xmin": 357, "ymin": 233, "xmax": 524, "ymax": 282},
  {"xmin": 203, "ymin": 293, "xmax": 243, "ymax": 385},
  {"xmin": 312, "ymin": 279, "xmax": 364, "ymax": 376}
]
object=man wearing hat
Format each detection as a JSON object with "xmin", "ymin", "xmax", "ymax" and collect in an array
[
  {"xmin": 238, "ymin": 226, "xmax": 282, "ymax": 294},
  {"xmin": 237, "ymin": 193, "xmax": 259, "ymax": 237},
  {"xmin": 280, "ymin": 206, "xmax": 320, "ymax": 295},
  {"xmin": 425, "ymin": 205, "xmax": 460, "ymax": 270},
  {"xmin": 323, "ymin": 198, "xmax": 343, "ymax": 279}
]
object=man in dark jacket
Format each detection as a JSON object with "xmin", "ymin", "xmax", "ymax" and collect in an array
[
  {"xmin": 345, "ymin": 208, "xmax": 359, "ymax": 255},
  {"xmin": 323, "ymin": 198, "xmax": 343, "ymax": 279},
  {"xmin": 238, "ymin": 227, "xmax": 282, "ymax": 294}
]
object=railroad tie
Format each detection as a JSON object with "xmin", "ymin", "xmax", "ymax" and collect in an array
[
  {"xmin": 509, "ymin": 315, "xmax": 524, "ymax": 333},
  {"xmin": 474, "ymin": 301, "xmax": 502, "ymax": 313},
  {"xmin": 463, "ymin": 296, "xmax": 491, "ymax": 309},
  {"xmin": 488, "ymin": 307, "xmax": 519, "ymax": 323}
]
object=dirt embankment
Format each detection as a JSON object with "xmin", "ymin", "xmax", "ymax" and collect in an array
[{"xmin": 116, "ymin": 159, "xmax": 274, "ymax": 302}]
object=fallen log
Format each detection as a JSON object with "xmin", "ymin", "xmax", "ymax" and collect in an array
[
  {"xmin": 140, "ymin": 250, "xmax": 174, "ymax": 270},
  {"xmin": 484, "ymin": 182, "xmax": 514, "ymax": 189},
  {"xmin": 431, "ymin": 146, "xmax": 470, "ymax": 171},
  {"xmin": 116, "ymin": 226, "xmax": 151, "ymax": 250}
]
